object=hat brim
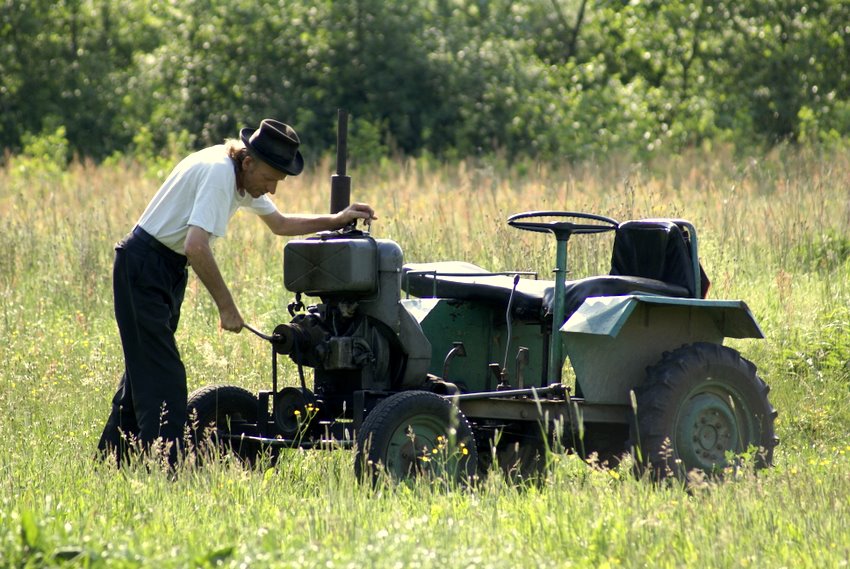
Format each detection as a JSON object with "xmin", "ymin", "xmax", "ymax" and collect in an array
[{"xmin": 240, "ymin": 127, "xmax": 304, "ymax": 176}]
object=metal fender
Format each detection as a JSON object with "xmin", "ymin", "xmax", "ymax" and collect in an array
[
  {"xmin": 559, "ymin": 295, "xmax": 764, "ymax": 406},
  {"xmin": 561, "ymin": 295, "xmax": 764, "ymax": 339}
]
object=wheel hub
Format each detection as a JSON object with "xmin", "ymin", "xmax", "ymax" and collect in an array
[
  {"xmin": 678, "ymin": 393, "xmax": 739, "ymax": 469},
  {"xmin": 387, "ymin": 422, "xmax": 445, "ymax": 477}
]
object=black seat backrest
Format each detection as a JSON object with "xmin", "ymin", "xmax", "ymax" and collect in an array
[{"xmin": 610, "ymin": 220, "xmax": 710, "ymax": 298}]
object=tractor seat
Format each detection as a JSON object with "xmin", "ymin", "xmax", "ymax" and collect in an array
[
  {"xmin": 401, "ymin": 261, "xmax": 690, "ymax": 323},
  {"xmin": 402, "ymin": 262, "xmax": 551, "ymax": 320}
]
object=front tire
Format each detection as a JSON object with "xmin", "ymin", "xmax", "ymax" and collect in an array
[
  {"xmin": 354, "ymin": 391, "xmax": 478, "ymax": 484},
  {"xmin": 631, "ymin": 343, "xmax": 778, "ymax": 478},
  {"xmin": 187, "ymin": 384, "xmax": 258, "ymax": 460}
]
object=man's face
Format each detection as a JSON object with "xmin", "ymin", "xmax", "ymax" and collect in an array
[{"xmin": 242, "ymin": 156, "xmax": 287, "ymax": 198}]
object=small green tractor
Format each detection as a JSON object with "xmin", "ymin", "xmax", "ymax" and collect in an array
[{"xmin": 188, "ymin": 113, "xmax": 778, "ymax": 481}]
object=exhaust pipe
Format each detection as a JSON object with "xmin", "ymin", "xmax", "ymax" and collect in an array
[{"xmin": 330, "ymin": 109, "xmax": 351, "ymax": 214}]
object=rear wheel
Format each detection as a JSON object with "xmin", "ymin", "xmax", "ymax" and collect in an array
[
  {"xmin": 354, "ymin": 391, "xmax": 478, "ymax": 484},
  {"xmin": 631, "ymin": 343, "xmax": 777, "ymax": 478},
  {"xmin": 187, "ymin": 384, "xmax": 258, "ymax": 459}
]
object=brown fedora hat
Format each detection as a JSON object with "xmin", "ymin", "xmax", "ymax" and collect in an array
[{"xmin": 240, "ymin": 119, "xmax": 304, "ymax": 176}]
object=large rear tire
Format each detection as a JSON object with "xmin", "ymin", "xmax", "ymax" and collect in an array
[
  {"xmin": 354, "ymin": 391, "xmax": 478, "ymax": 485},
  {"xmin": 631, "ymin": 343, "xmax": 777, "ymax": 479}
]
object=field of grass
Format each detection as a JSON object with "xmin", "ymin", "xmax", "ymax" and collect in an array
[{"xmin": 1, "ymin": 145, "xmax": 848, "ymax": 568}]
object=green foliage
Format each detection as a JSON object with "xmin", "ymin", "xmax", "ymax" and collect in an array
[
  {"xmin": 9, "ymin": 126, "xmax": 70, "ymax": 182},
  {"xmin": 1, "ymin": 0, "xmax": 849, "ymax": 163},
  {"xmin": 348, "ymin": 116, "xmax": 390, "ymax": 167},
  {"xmin": 108, "ymin": 125, "xmax": 196, "ymax": 180},
  {"xmin": 22, "ymin": 126, "xmax": 69, "ymax": 168},
  {"xmin": 0, "ymin": 0, "xmax": 150, "ymax": 159}
]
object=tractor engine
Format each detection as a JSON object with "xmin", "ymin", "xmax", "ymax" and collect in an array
[
  {"xmin": 271, "ymin": 305, "xmax": 396, "ymax": 390},
  {"xmin": 273, "ymin": 232, "xmax": 432, "ymax": 416}
]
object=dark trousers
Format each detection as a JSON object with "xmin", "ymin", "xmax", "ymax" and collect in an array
[{"xmin": 97, "ymin": 227, "xmax": 189, "ymax": 466}]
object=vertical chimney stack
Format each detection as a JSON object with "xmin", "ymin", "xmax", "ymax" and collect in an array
[{"xmin": 330, "ymin": 109, "xmax": 351, "ymax": 214}]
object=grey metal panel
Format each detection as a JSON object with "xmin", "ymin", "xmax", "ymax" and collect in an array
[
  {"xmin": 458, "ymin": 398, "xmax": 570, "ymax": 423},
  {"xmin": 561, "ymin": 295, "xmax": 764, "ymax": 339},
  {"xmin": 563, "ymin": 299, "xmax": 728, "ymax": 405},
  {"xmin": 397, "ymin": 304, "xmax": 433, "ymax": 389}
]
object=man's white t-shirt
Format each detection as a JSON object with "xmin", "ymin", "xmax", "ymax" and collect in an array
[{"xmin": 137, "ymin": 145, "xmax": 277, "ymax": 254}]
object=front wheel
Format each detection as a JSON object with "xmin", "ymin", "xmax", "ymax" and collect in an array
[
  {"xmin": 354, "ymin": 391, "xmax": 478, "ymax": 485},
  {"xmin": 187, "ymin": 384, "xmax": 258, "ymax": 460},
  {"xmin": 631, "ymin": 343, "xmax": 778, "ymax": 478}
]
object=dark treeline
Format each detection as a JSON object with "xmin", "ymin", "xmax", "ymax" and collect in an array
[{"xmin": 2, "ymin": 0, "xmax": 849, "ymax": 164}]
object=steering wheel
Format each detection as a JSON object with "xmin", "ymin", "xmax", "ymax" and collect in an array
[{"xmin": 507, "ymin": 211, "xmax": 619, "ymax": 240}]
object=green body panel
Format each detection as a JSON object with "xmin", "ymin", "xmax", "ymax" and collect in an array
[
  {"xmin": 402, "ymin": 298, "xmax": 547, "ymax": 392},
  {"xmin": 560, "ymin": 295, "xmax": 763, "ymax": 405}
]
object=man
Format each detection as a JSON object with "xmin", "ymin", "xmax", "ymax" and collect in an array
[{"xmin": 97, "ymin": 118, "xmax": 375, "ymax": 466}]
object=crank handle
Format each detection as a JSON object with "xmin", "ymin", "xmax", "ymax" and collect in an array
[{"xmin": 243, "ymin": 323, "xmax": 274, "ymax": 342}]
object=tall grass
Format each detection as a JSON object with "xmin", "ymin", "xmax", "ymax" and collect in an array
[{"xmin": 0, "ymin": 146, "xmax": 848, "ymax": 567}]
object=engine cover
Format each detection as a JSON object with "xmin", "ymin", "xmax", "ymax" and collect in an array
[{"xmin": 284, "ymin": 236, "xmax": 378, "ymax": 296}]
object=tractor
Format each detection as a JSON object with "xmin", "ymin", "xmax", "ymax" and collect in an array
[{"xmin": 187, "ymin": 112, "xmax": 778, "ymax": 481}]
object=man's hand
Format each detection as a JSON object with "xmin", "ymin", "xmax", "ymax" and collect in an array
[
  {"xmin": 335, "ymin": 202, "xmax": 377, "ymax": 228},
  {"xmin": 219, "ymin": 305, "xmax": 244, "ymax": 333}
]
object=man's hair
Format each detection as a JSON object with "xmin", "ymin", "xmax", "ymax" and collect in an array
[
  {"xmin": 225, "ymin": 138, "xmax": 248, "ymax": 163},
  {"xmin": 226, "ymin": 138, "xmax": 265, "ymax": 173}
]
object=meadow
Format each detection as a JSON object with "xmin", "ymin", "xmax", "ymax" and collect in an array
[{"xmin": 0, "ymin": 145, "xmax": 848, "ymax": 568}]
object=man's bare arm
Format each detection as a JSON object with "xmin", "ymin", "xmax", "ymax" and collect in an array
[
  {"xmin": 183, "ymin": 225, "xmax": 243, "ymax": 332},
  {"xmin": 260, "ymin": 202, "xmax": 377, "ymax": 236}
]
